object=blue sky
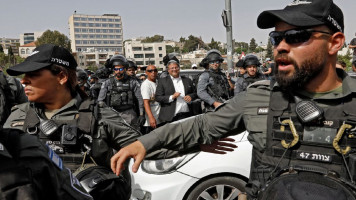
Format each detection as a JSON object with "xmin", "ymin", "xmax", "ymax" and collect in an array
[{"xmin": 1, "ymin": 0, "xmax": 355, "ymax": 45}]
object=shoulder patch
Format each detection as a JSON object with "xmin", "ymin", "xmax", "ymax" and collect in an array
[
  {"xmin": 47, "ymin": 145, "xmax": 63, "ymax": 170},
  {"xmin": 11, "ymin": 121, "xmax": 24, "ymax": 127}
]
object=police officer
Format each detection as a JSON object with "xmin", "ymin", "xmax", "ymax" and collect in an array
[
  {"xmin": 90, "ymin": 67, "xmax": 111, "ymax": 101},
  {"xmin": 197, "ymin": 49, "xmax": 233, "ymax": 110},
  {"xmin": 98, "ymin": 55, "xmax": 144, "ymax": 126},
  {"xmin": 126, "ymin": 58, "xmax": 142, "ymax": 83},
  {"xmin": 234, "ymin": 54, "xmax": 266, "ymax": 95},
  {"xmin": 77, "ymin": 68, "xmax": 91, "ymax": 97},
  {"xmin": 111, "ymin": 1, "xmax": 356, "ymax": 199},
  {"xmin": 0, "ymin": 128, "xmax": 92, "ymax": 200}
]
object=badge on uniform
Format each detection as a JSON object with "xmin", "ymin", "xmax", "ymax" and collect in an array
[
  {"xmin": 47, "ymin": 145, "xmax": 63, "ymax": 170},
  {"xmin": 257, "ymin": 107, "xmax": 269, "ymax": 115}
]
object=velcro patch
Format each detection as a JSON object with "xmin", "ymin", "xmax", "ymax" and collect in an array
[
  {"xmin": 11, "ymin": 121, "xmax": 25, "ymax": 127},
  {"xmin": 257, "ymin": 107, "xmax": 269, "ymax": 115},
  {"xmin": 47, "ymin": 145, "xmax": 63, "ymax": 170}
]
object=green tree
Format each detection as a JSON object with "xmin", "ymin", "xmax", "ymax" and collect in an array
[
  {"xmin": 265, "ymin": 38, "xmax": 273, "ymax": 60},
  {"xmin": 179, "ymin": 37, "xmax": 186, "ymax": 43},
  {"xmin": 338, "ymin": 49, "xmax": 352, "ymax": 71},
  {"xmin": 182, "ymin": 35, "xmax": 208, "ymax": 53},
  {"xmin": 0, "ymin": 45, "xmax": 3, "ymax": 53},
  {"xmin": 249, "ymin": 38, "xmax": 257, "ymax": 53},
  {"xmin": 36, "ymin": 30, "xmax": 71, "ymax": 51},
  {"xmin": 141, "ymin": 35, "xmax": 164, "ymax": 43},
  {"xmin": 208, "ymin": 38, "xmax": 220, "ymax": 50},
  {"xmin": 235, "ymin": 42, "xmax": 248, "ymax": 54},
  {"xmin": 166, "ymin": 45, "xmax": 180, "ymax": 54}
]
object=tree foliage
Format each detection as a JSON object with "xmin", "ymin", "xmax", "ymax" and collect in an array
[
  {"xmin": 36, "ymin": 30, "xmax": 71, "ymax": 51},
  {"xmin": 182, "ymin": 35, "xmax": 208, "ymax": 53},
  {"xmin": 249, "ymin": 38, "xmax": 257, "ymax": 53},
  {"xmin": 338, "ymin": 49, "xmax": 352, "ymax": 71},
  {"xmin": 141, "ymin": 35, "xmax": 164, "ymax": 43},
  {"xmin": 0, "ymin": 45, "xmax": 3, "ymax": 53},
  {"xmin": 265, "ymin": 38, "xmax": 273, "ymax": 60},
  {"xmin": 166, "ymin": 45, "xmax": 180, "ymax": 54},
  {"xmin": 235, "ymin": 42, "xmax": 248, "ymax": 54}
]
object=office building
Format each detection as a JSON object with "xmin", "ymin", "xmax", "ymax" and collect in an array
[{"xmin": 68, "ymin": 13, "xmax": 123, "ymax": 53}]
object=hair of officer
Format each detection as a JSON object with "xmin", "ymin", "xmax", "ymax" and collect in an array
[{"xmin": 47, "ymin": 64, "xmax": 88, "ymax": 99}]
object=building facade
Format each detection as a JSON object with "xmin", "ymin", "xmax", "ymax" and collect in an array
[
  {"xmin": 19, "ymin": 41, "xmax": 36, "ymax": 58},
  {"xmin": 0, "ymin": 38, "xmax": 20, "ymax": 55},
  {"xmin": 68, "ymin": 14, "xmax": 123, "ymax": 53},
  {"xmin": 73, "ymin": 49, "xmax": 116, "ymax": 68},
  {"xmin": 19, "ymin": 32, "xmax": 43, "ymax": 46},
  {"xmin": 124, "ymin": 39, "xmax": 176, "ymax": 69}
]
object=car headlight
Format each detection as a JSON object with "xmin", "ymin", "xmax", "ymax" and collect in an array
[{"xmin": 141, "ymin": 153, "xmax": 198, "ymax": 174}]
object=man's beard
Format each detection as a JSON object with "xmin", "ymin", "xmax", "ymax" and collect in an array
[{"xmin": 275, "ymin": 54, "xmax": 325, "ymax": 90}]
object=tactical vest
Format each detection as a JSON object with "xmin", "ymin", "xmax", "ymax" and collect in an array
[
  {"xmin": 241, "ymin": 74, "xmax": 265, "ymax": 92},
  {"xmin": 22, "ymin": 99, "xmax": 98, "ymax": 171},
  {"xmin": 249, "ymin": 87, "xmax": 356, "ymax": 198},
  {"xmin": 0, "ymin": 72, "xmax": 12, "ymax": 125},
  {"xmin": 107, "ymin": 77, "xmax": 134, "ymax": 111},
  {"xmin": 206, "ymin": 71, "xmax": 230, "ymax": 101},
  {"xmin": 90, "ymin": 82, "xmax": 102, "ymax": 100}
]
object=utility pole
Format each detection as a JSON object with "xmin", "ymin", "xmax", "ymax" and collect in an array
[{"xmin": 222, "ymin": 0, "xmax": 234, "ymax": 73}]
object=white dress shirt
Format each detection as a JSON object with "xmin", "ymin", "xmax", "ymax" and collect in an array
[{"xmin": 168, "ymin": 75, "xmax": 189, "ymax": 116}]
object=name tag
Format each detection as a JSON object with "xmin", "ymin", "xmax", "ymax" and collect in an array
[
  {"xmin": 296, "ymin": 150, "xmax": 332, "ymax": 163},
  {"xmin": 257, "ymin": 107, "xmax": 269, "ymax": 115}
]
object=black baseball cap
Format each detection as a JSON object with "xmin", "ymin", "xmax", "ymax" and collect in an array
[
  {"xmin": 7, "ymin": 44, "xmax": 77, "ymax": 76},
  {"xmin": 257, "ymin": 0, "xmax": 344, "ymax": 33}
]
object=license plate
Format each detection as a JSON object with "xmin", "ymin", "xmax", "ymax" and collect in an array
[{"xmin": 296, "ymin": 151, "xmax": 332, "ymax": 163}]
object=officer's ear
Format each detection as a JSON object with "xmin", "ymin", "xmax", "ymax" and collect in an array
[
  {"xmin": 57, "ymin": 70, "xmax": 68, "ymax": 85},
  {"xmin": 328, "ymin": 32, "xmax": 345, "ymax": 55}
]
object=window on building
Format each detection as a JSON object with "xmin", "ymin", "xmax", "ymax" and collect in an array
[
  {"xmin": 97, "ymin": 41, "xmax": 102, "ymax": 44},
  {"xmin": 95, "ymin": 18, "xmax": 100, "ymax": 21},
  {"xmin": 82, "ymin": 29, "xmax": 87, "ymax": 33},
  {"xmin": 75, "ymin": 34, "xmax": 81, "ymax": 38},
  {"xmin": 146, "ymin": 60, "xmax": 155, "ymax": 65},
  {"xmin": 102, "ymin": 24, "xmax": 107, "ymax": 27},
  {"xmin": 158, "ymin": 47, "xmax": 163, "ymax": 50},
  {"xmin": 102, "ymin": 29, "xmax": 107, "ymax": 33},
  {"xmin": 88, "ymin": 18, "xmax": 94, "ymax": 21},
  {"xmin": 89, "ymin": 35, "xmax": 95, "ymax": 38},
  {"xmin": 110, "ymin": 41, "xmax": 114, "ymax": 44},
  {"xmin": 81, "ymin": 17, "xmax": 87, "ymax": 21},
  {"xmin": 136, "ymin": 61, "xmax": 144, "ymax": 65},
  {"xmin": 74, "ymin": 17, "xmax": 80, "ymax": 21},
  {"xmin": 89, "ymin": 29, "xmax": 94, "ymax": 33},
  {"xmin": 75, "ymin": 40, "xmax": 81, "ymax": 44},
  {"xmin": 88, "ymin": 23, "xmax": 94, "ymax": 27},
  {"xmin": 103, "ymin": 35, "xmax": 108, "ymax": 39},
  {"xmin": 109, "ymin": 24, "xmax": 114, "ymax": 27},
  {"xmin": 95, "ymin": 29, "xmax": 101, "ymax": 33},
  {"xmin": 132, "ymin": 47, "xmax": 142, "ymax": 51},
  {"xmin": 82, "ymin": 35, "xmax": 88, "ymax": 38},
  {"xmin": 145, "ymin": 53, "xmax": 154, "ymax": 58},
  {"xmin": 96, "ymin": 35, "xmax": 101, "ymax": 38},
  {"xmin": 82, "ymin": 40, "xmax": 88, "ymax": 44},
  {"xmin": 134, "ymin": 54, "xmax": 144, "ymax": 58},
  {"xmin": 144, "ymin": 47, "xmax": 153, "ymax": 51},
  {"xmin": 74, "ymin": 28, "xmax": 80, "ymax": 32},
  {"xmin": 115, "ymin": 29, "xmax": 121, "ymax": 33},
  {"xmin": 74, "ymin": 22, "xmax": 80, "ymax": 26},
  {"xmin": 95, "ymin": 23, "xmax": 101, "ymax": 27},
  {"xmin": 114, "ymin": 19, "xmax": 120, "ymax": 22},
  {"xmin": 159, "ymin": 54, "xmax": 163, "ymax": 57},
  {"xmin": 108, "ymin": 19, "xmax": 113, "ymax": 22},
  {"xmin": 101, "ymin": 18, "xmax": 107, "ymax": 22},
  {"xmin": 159, "ymin": 61, "xmax": 163, "ymax": 64},
  {"xmin": 108, "ymin": 29, "xmax": 114, "ymax": 33},
  {"xmin": 90, "ymin": 41, "xmax": 95, "ymax": 44},
  {"xmin": 115, "ymin": 24, "xmax": 121, "ymax": 28},
  {"xmin": 21, "ymin": 49, "xmax": 25, "ymax": 54},
  {"xmin": 81, "ymin": 23, "xmax": 87, "ymax": 27}
]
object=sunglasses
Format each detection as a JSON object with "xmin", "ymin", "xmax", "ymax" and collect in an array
[
  {"xmin": 269, "ymin": 29, "xmax": 332, "ymax": 46},
  {"xmin": 209, "ymin": 61, "xmax": 221, "ymax": 65},
  {"xmin": 113, "ymin": 68, "xmax": 125, "ymax": 71},
  {"xmin": 147, "ymin": 69, "xmax": 158, "ymax": 73}
]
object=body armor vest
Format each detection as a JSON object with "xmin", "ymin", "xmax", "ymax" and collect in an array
[
  {"xmin": 249, "ymin": 87, "xmax": 356, "ymax": 198},
  {"xmin": 206, "ymin": 71, "xmax": 230, "ymax": 101},
  {"xmin": 241, "ymin": 74, "xmax": 265, "ymax": 92},
  {"xmin": 22, "ymin": 100, "xmax": 98, "ymax": 171},
  {"xmin": 107, "ymin": 77, "xmax": 134, "ymax": 111}
]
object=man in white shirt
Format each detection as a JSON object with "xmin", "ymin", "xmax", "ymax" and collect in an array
[
  {"xmin": 140, "ymin": 65, "xmax": 161, "ymax": 134},
  {"xmin": 155, "ymin": 60, "xmax": 197, "ymax": 125}
]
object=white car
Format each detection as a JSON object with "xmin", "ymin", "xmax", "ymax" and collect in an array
[{"xmin": 129, "ymin": 131, "xmax": 252, "ymax": 200}]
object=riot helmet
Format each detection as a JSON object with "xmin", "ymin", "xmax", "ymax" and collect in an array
[
  {"xmin": 205, "ymin": 49, "xmax": 224, "ymax": 63},
  {"xmin": 109, "ymin": 55, "xmax": 128, "ymax": 69},
  {"xmin": 199, "ymin": 58, "xmax": 209, "ymax": 69},
  {"xmin": 163, "ymin": 53, "xmax": 180, "ymax": 66},
  {"xmin": 95, "ymin": 67, "xmax": 111, "ymax": 79},
  {"xmin": 242, "ymin": 54, "xmax": 260, "ymax": 69},
  {"xmin": 127, "ymin": 58, "xmax": 137, "ymax": 70},
  {"xmin": 76, "ymin": 69, "xmax": 88, "ymax": 87}
]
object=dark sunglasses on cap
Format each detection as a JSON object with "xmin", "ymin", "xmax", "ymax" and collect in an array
[
  {"xmin": 113, "ymin": 67, "xmax": 125, "ymax": 71},
  {"xmin": 146, "ymin": 69, "xmax": 158, "ymax": 73},
  {"xmin": 269, "ymin": 29, "xmax": 332, "ymax": 46}
]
